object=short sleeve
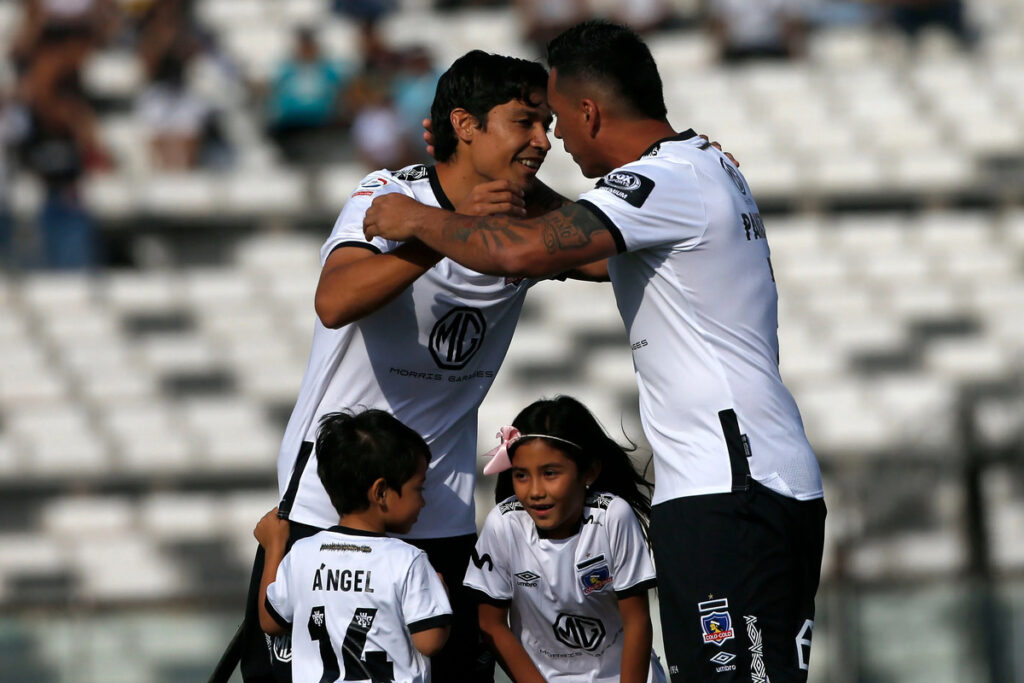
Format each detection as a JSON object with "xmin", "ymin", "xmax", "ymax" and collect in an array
[
  {"xmin": 606, "ymin": 498, "xmax": 657, "ymax": 598},
  {"xmin": 401, "ymin": 551, "xmax": 453, "ymax": 634},
  {"xmin": 265, "ymin": 551, "xmax": 296, "ymax": 627},
  {"xmin": 462, "ymin": 506, "xmax": 513, "ymax": 602},
  {"xmin": 319, "ymin": 171, "xmax": 412, "ymax": 265},
  {"xmin": 577, "ymin": 159, "xmax": 707, "ymax": 253}
]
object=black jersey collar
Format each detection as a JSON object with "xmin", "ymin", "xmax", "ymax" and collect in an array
[
  {"xmin": 329, "ymin": 525, "xmax": 386, "ymax": 537},
  {"xmin": 426, "ymin": 165, "xmax": 456, "ymax": 211},
  {"xmin": 639, "ymin": 128, "xmax": 698, "ymax": 158}
]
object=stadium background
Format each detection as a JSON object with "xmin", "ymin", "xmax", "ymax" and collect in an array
[{"xmin": 1, "ymin": 0, "xmax": 1022, "ymax": 680}]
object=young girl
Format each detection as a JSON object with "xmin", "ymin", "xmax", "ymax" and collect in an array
[{"xmin": 463, "ymin": 395, "xmax": 666, "ymax": 683}]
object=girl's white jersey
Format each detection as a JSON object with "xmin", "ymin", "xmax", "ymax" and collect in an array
[
  {"xmin": 277, "ymin": 165, "xmax": 534, "ymax": 538},
  {"xmin": 464, "ymin": 493, "xmax": 665, "ymax": 683},
  {"xmin": 265, "ymin": 526, "xmax": 452, "ymax": 683},
  {"xmin": 576, "ymin": 131, "xmax": 823, "ymax": 504}
]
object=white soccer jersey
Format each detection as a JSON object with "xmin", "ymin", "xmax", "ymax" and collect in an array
[
  {"xmin": 463, "ymin": 493, "xmax": 665, "ymax": 683},
  {"xmin": 265, "ymin": 526, "xmax": 452, "ymax": 683},
  {"xmin": 278, "ymin": 165, "xmax": 534, "ymax": 537},
  {"xmin": 577, "ymin": 130, "xmax": 822, "ymax": 504}
]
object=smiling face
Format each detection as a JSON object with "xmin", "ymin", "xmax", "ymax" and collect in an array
[
  {"xmin": 468, "ymin": 89, "xmax": 552, "ymax": 188},
  {"xmin": 382, "ymin": 455, "xmax": 428, "ymax": 535},
  {"xmin": 510, "ymin": 439, "xmax": 591, "ymax": 540}
]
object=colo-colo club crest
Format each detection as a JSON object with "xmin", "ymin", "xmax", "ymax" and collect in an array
[{"xmin": 698, "ymin": 598, "xmax": 735, "ymax": 646}]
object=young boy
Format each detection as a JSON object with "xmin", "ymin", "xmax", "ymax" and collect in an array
[{"xmin": 255, "ymin": 410, "xmax": 452, "ymax": 682}]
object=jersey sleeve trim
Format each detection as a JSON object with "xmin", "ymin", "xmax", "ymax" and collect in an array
[
  {"xmin": 264, "ymin": 596, "xmax": 291, "ymax": 628},
  {"xmin": 614, "ymin": 577, "xmax": 657, "ymax": 599},
  {"xmin": 465, "ymin": 586, "xmax": 512, "ymax": 608},
  {"xmin": 576, "ymin": 199, "xmax": 626, "ymax": 253},
  {"xmin": 407, "ymin": 613, "xmax": 453, "ymax": 633},
  {"xmin": 327, "ymin": 241, "xmax": 382, "ymax": 257}
]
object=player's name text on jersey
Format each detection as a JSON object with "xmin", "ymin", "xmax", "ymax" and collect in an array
[
  {"xmin": 311, "ymin": 565, "xmax": 375, "ymax": 593},
  {"xmin": 320, "ymin": 542, "xmax": 371, "ymax": 553},
  {"xmin": 741, "ymin": 212, "xmax": 766, "ymax": 241}
]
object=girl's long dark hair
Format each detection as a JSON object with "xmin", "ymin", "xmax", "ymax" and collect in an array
[{"xmin": 495, "ymin": 395, "xmax": 654, "ymax": 542}]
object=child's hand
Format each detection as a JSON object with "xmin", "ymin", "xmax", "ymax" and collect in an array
[{"xmin": 254, "ymin": 507, "xmax": 289, "ymax": 553}]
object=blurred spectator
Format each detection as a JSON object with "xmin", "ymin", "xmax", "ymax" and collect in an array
[
  {"xmin": 0, "ymin": 92, "xmax": 30, "ymax": 267},
  {"xmin": 266, "ymin": 28, "xmax": 353, "ymax": 162},
  {"xmin": 134, "ymin": 0, "xmax": 213, "ymax": 170},
  {"xmin": 331, "ymin": 0, "xmax": 398, "ymax": 24},
  {"xmin": 591, "ymin": 0, "xmax": 678, "ymax": 34},
  {"xmin": 390, "ymin": 46, "xmax": 440, "ymax": 164},
  {"xmin": 10, "ymin": 0, "xmax": 120, "ymax": 74},
  {"xmin": 516, "ymin": 0, "xmax": 589, "ymax": 55},
  {"xmin": 882, "ymin": 0, "xmax": 975, "ymax": 45},
  {"xmin": 705, "ymin": 0, "xmax": 808, "ymax": 62},
  {"xmin": 350, "ymin": 84, "xmax": 412, "ymax": 169}
]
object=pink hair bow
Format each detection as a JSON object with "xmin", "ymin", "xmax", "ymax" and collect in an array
[{"xmin": 482, "ymin": 426, "xmax": 521, "ymax": 475}]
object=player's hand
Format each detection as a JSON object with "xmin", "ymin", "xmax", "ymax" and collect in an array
[
  {"xmin": 254, "ymin": 507, "xmax": 290, "ymax": 553},
  {"xmin": 699, "ymin": 134, "xmax": 739, "ymax": 167},
  {"xmin": 422, "ymin": 118, "xmax": 435, "ymax": 159},
  {"xmin": 455, "ymin": 179, "xmax": 526, "ymax": 217},
  {"xmin": 364, "ymin": 193, "xmax": 423, "ymax": 242}
]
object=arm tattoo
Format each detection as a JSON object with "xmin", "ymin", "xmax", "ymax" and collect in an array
[
  {"xmin": 538, "ymin": 204, "xmax": 608, "ymax": 254},
  {"xmin": 525, "ymin": 180, "xmax": 571, "ymax": 215}
]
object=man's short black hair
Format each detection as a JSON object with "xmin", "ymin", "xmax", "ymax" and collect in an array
[
  {"xmin": 315, "ymin": 410, "xmax": 431, "ymax": 516},
  {"xmin": 430, "ymin": 50, "xmax": 548, "ymax": 162},
  {"xmin": 546, "ymin": 20, "xmax": 667, "ymax": 121}
]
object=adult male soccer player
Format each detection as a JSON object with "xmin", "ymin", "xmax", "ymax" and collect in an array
[
  {"xmin": 239, "ymin": 50, "xmax": 600, "ymax": 683},
  {"xmin": 364, "ymin": 21, "xmax": 826, "ymax": 683}
]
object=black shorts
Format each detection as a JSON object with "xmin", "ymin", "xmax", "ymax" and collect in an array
[{"xmin": 651, "ymin": 482, "xmax": 826, "ymax": 682}]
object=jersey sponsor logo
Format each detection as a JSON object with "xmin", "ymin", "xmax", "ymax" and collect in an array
[
  {"xmin": 470, "ymin": 549, "xmax": 494, "ymax": 572},
  {"xmin": 270, "ymin": 633, "xmax": 292, "ymax": 663},
  {"xmin": 352, "ymin": 175, "xmax": 390, "ymax": 198},
  {"xmin": 553, "ymin": 612, "xmax": 606, "ymax": 651},
  {"xmin": 699, "ymin": 598, "xmax": 735, "ymax": 646},
  {"xmin": 320, "ymin": 542, "xmax": 372, "ymax": 553},
  {"xmin": 514, "ymin": 570, "xmax": 540, "ymax": 587},
  {"xmin": 596, "ymin": 171, "xmax": 655, "ymax": 208},
  {"xmin": 429, "ymin": 306, "xmax": 486, "ymax": 370},
  {"xmin": 499, "ymin": 499, "xmax": 524, "ymax": 515},
  {"xmin": 721, "ymin": 157, "xmax": 747, "ymax": 195},
  {"xmin": 393, "ymin": 165, "xmax": 429, "ymax": 181}
]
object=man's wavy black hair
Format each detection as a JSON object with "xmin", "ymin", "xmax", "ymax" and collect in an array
[
  {"xmin": 547, "ymin": 20, "xmax": 668, "ymax": 121},
  {"xmin": 430, "ymin": 50, "xmax": 548, "ymax": 162}
]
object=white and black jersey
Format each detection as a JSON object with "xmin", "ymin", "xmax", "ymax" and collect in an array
[
  {"xmin": 265, "ymin": 526, "xmax": 452, "ymax": 683},
  {"xmin": 463, "ymin": 493, "xmax": 665, "ymax": 683},
  {"xmin": 576, "ymin": 131, "xmax": 823, "ymax": 504},
  {"xmin": 277, "ymin": 165, "xmax": 535, "ymax": 538}
]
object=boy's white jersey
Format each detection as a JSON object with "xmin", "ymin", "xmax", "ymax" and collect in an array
[
  {"xmin": 277, "ymin": 165, "xmax": 534, "ymax": 537},
  {"xmin": 265, "ymin": 526, "xmax": 452, "ymax": 683},
  {"xmin": 576, "ymin": 131, "xmax": 823, "ymax": 504},
  {"xmin": 464, "ymin": 493, "xmax": 665, "ymax": 683}
]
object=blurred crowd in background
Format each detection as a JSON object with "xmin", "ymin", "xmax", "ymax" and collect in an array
[{"xmin": 0, "ymin": 0, "xmax": 976, "ymax": 271}]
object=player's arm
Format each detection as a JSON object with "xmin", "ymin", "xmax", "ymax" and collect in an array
[
  {"xmin": 478, "ymin": 601, "xmax": 546, "ymax": 683},
  {"xmin": 410, "ymin": 625, "xmax": 449, "ymax": 657},
  {"xmin": 364, "ymin": 196, "xmax": 618, "ymax": 280},
  {"xmin": 617, "ymin": 592, "xmax": 655, "ymax": 683},
  {"xmin": 254, "ymin": 508, "xmax": 290, "ymax": 636},
  {"xmin": 315, "ymin": 241, "xmax": 441, "ymax": 328},
  {"xmin": 525, "ymin": 179, "xmax": 609, "ymax": 282}
]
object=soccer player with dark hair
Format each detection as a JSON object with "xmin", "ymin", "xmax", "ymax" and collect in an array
[
  {"xmin": 237, "ymin": 49, "xmax": 602, "ymax": 683},
  {"xmin": 364, "ymin": 20, "xmax": 826, "ymax": 683}
]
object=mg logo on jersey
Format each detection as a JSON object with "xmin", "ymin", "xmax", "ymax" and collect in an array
[
  {"xmin": 429, "ymin": 307, "xmax": 486, "ymax": 369},
  {"xmin": 553, "ymin": 613, "xmax": 606, "ymax": 651}
]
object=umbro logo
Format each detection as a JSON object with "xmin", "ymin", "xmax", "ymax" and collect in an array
[{"xmin": 514, "ymin": 571, "xmax": 540, "ymax": 587}]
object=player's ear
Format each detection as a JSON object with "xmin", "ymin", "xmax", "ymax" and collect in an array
[
  {"xmin": 581, "ymin": 98, "xmax": 600, "ymax": 138},
  {"xmin": 450, "ymin": 108, "xmax": 478, "ymax": 144}
]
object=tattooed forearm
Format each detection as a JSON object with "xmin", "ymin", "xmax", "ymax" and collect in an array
[
  {"xmin": 525, "ymin": 180, "xmax": 571, "ymax": 216},
  {"xmin": 539, "ymin": 204, "xmax": 608, "ymax": 254}
]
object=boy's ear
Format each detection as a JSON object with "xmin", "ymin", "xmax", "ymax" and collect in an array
[
  {"xmin": 450, "ymin": 108, "xmax": 478, "ymax": 144},
  {"xmin": 370, "ymin": 478, "xmax": 389, "ymax": 507}
]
